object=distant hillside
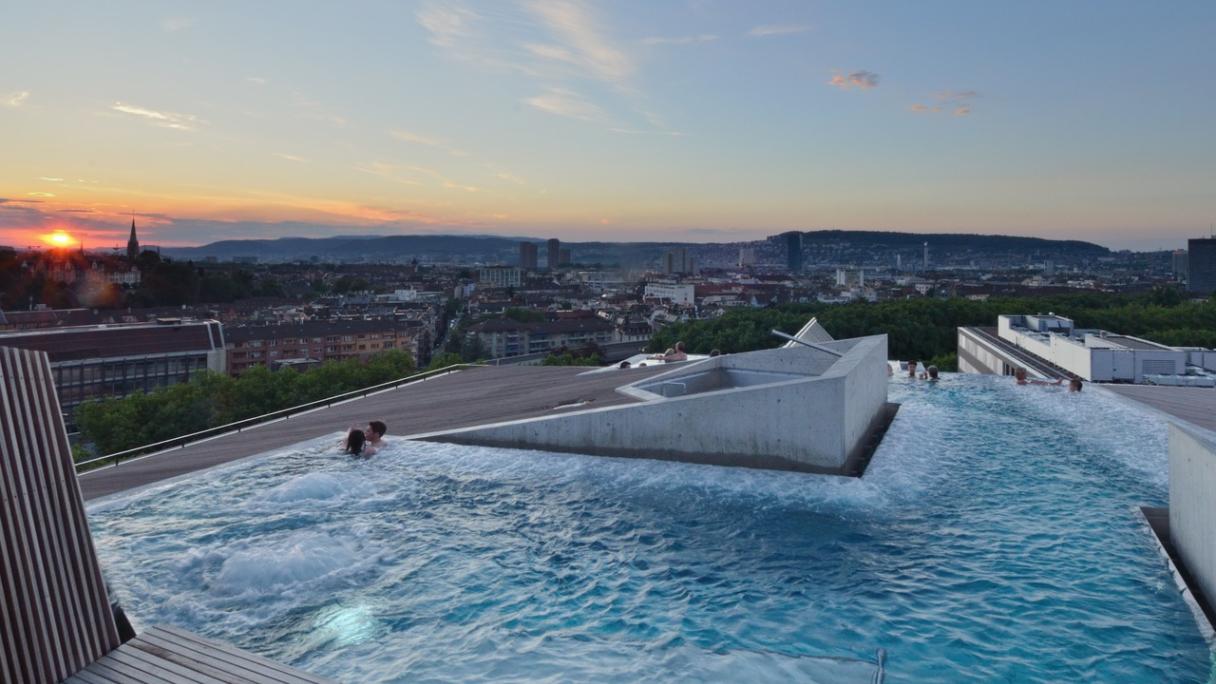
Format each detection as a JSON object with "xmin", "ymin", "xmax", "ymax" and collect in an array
[{"xmin": 164, "ymin": 230, "xmax": 1111, "ymax": 265}]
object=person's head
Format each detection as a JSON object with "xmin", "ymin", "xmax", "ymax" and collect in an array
[
  {"xmin": 675, "ymin": 341, "xmax": 685, "ymax": 352},
  {"xmin": 345, "ymin": 429, "xmax": 366, "ymax": 456},
  {"xmin": 1015, "ymin": 368, "xmax": 1027, "ymax": 382},
  {"xmin": 366, "ymin": 420, "xmax": 387, "ymax": 441},
  {"xmin": 709, "ymin": 349, "xmax": 721, "ymax": 357},
  {"xmin": 908, "ymin": 361, "xmax": 918, "ymax": 376},
  {"xmin": 1069, "ymin": 378, "xmax": 1083, "ymax": 392},
  {"xmin": 927, "ymin": 365, "xmax": 939, "ymax": 379},
  {"xmin": 665, "ymin": 348, "xmax": 675, "ymax": 355},
  {"xmin": 619, "ymin": 360, "xmax": 631, "ymax": 369}
]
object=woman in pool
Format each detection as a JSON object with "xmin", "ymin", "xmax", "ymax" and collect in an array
[{"xmin": 344, "ymin": 428, "xmax": 378, "ymax": 458}]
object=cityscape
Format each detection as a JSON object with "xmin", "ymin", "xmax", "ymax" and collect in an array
[{"xmin": 3, "ymin": 1, "xmax": 1216, "ymax": 683}]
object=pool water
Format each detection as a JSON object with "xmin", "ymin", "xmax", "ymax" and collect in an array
[{"xmin": 88, "ymin": 375, "xmax": 1214, "ymax": 682}]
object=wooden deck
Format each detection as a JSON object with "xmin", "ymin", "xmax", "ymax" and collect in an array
[
  {"xmin": 1102, "ymin": 384, "xmax": 1216, "ymax": 433},
  {"xmin": 79, "ymin": 364, "xmax": 672, "ymax": 501},
  {"xmin": 66, "ymin": 626, "xmax": 332, "ymax": 684}
]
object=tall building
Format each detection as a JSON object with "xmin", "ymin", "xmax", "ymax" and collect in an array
[
  {"xmin": 559, "ymin": 248, "xmax": 572, "ymax": 266},
  {"xmin": 519, "ymin": 242, "xmax": 538, "ymax": 269},
  {"xmin": 547, "ymin": 238, "xmax": 561, "ymax": 270},
  {"xmin": 782, "ymin": 232, "xmax": 803, "ymax": 273},
  {"xmin": 1172, "ymin": 249, "xmax": 1189, "ymax": 281},
  {"xmin": 126, "ymin": 218, "xmax": 140, "ymax": 261},
  {"xmin": 738, "ymin": 247, "xmax": 756, "ymax": 268},
  {"xmin": 663, "ymin": 248, "xmax": 694, "ymax": 275},
  {"xmin": 1188, "ymin": 238, "xmax": 1216, "ymax": 294}
]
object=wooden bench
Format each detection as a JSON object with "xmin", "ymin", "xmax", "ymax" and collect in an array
[{"xmin": 0, "ymin": 347, "xmax": 330, "ymax": 684}]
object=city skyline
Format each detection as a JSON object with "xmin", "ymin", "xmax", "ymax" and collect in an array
[{"xmin": 2, "ymin": 1, "xmax": 1215, "ymax": 251}]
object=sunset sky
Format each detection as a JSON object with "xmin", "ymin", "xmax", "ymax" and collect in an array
[{"xmin": 1, "ymin": 1, "xmax": 1213, "ymax": 250}]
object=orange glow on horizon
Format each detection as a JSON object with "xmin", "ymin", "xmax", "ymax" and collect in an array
[{"xmin": 42, "ymin": 230, "xmax": 77, "ymax": 248}]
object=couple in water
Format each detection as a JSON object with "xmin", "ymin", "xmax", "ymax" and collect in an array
[
  {"xmin": 344, "ymin": 420, "xmax": 387, "ymax": 458},
  {"xmin": 1014, "ymin": 368, "xmax": 1084, "ymax": 392}
]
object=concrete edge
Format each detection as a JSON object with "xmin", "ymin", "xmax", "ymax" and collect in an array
[{"xmin": 1139, "ymin": 506, "xmax": 1216, "ymax": 648}]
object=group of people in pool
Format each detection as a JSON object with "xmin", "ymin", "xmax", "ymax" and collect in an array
[
  {"xmin": 901, "ymin": 360, "xmax": 1083, "ymax": 392},
  {"xmin": 343, "ymin": 420, "xmax": 387, "ymax": 458}
]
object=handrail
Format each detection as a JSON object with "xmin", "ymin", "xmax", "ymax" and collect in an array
[{"xmin": 74, "ymin": 363, "xmax": 486, "ymax": 472}]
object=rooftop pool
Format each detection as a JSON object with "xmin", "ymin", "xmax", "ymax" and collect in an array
[{"xmin": 88, "ymin": 375, "xmax": 1213, "ymax": 682}]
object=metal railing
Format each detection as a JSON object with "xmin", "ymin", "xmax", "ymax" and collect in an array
[{"xmin": 74, "ymin": 363, "xmax": 485, "ymax": 472}]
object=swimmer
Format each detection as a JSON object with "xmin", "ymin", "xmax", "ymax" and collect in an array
[
  {"xmin": 344, "ymin": 428, "xmax": 377, "ymax": 458},
  {"xmin": 1014, "ymin": 368, "xmax": 1062, "ymax": 387},
  {"xmin": 366, "ymin": 420, "xmax": 387, "ymax": 447},
  {"xmin": 1069, "ymin": 378, "xmax": 1083, "ymax": 392},
  {"xmin": 926, "ymin": 365, "xmax": 940, "ymax": 382}
]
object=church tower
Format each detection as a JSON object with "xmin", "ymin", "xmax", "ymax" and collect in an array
[{"xmin": 126, "ymin": 218, "xmax": 140, "ymax": 261}]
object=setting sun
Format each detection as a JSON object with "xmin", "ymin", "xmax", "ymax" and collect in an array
[{"xmin": 42, "ymin": 230, "xmax": 76, "ymax": 248}]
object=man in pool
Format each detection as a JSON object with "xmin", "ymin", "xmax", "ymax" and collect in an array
[
  {"xmin": 366, "ymin": 420, "xmax": 387, "ymax": 447},
  {"xmin": 1014, "ymin": 368, "xmax": 1063, "ymax": 387}
]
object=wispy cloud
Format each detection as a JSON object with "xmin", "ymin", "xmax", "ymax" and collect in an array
[
  {"xmin": 390, "ymin": 129, "xmax": 468, "ymax": 156},
  {"xmin": 417, "ymin": 4, "xmax": 478, "ymax": 48},
  {"xmin": 910, "ymin": 90, "xmax": 980, "ymax": 116},
  {"xmin": 246, "ymin": 76, "xmax": 268, "ymax": 85},
  {"xmin": 747, "ymin": 24, "xmax": 811, "ymax": 37},
  {"xmin": 642, "ymin": 34, "xmax": 717, "ymax": 46},
  {"xmin": 524, "ymin": 88, "xmax": 606, "ymax": 122},
  {"xmin": 525, "ymin": 0, "xmax": 632, "ymax": 87},
  {"xmin": 828, "ymin": 70, "xmax": 880, "ymax": 90},
  {"xmin": 111, "ymin": 102, "xmax": 202, "ymax": 131},
  {"xmin": 161, "ymin": 17, "xmax": 195, "ymax": 32},
  {"xmin": 495, "ymin": 171, "xmax": 526, "ymax": 185},
  {"xmin": 3, "ymin": 91, "xmax": 30, "ymax": 108},
  {"xmin": 273, "ymin": 152, "xmax": 308, "ymax": 163},
  {"xmin": 27, "ymin": 192, "xmax": 55, "ymax": 198},
  {"xmin": 38, "ymin": 176, "xmax": 64, "ymax": 182}
]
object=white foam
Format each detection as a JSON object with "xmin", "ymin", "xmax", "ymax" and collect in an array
[{"xmin": 214, "ymin": 532, "xmax": 356, "ymax": 595}]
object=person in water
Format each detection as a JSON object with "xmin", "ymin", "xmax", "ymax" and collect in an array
[
  {"xmin": 344, "ymin": 428, "xmax": 378, "ymax": 458},
  {"xmin": 1014, "ymin": 368, "xmax": 1063, "ymax": 387},
  {"xmin": 366, "ymin": 420, "xmax": 387, "ymax": 447},
  {"xmin": 907, "ymin": 361, "xmax": 919, "ymax": 378},
  {"xmin": 1069, "ymin": 378, "xmax": 1083, "ymax": 392},
  {"xmin": 925, "ymin": 365, "xmax": 940, "ymax": 382}
]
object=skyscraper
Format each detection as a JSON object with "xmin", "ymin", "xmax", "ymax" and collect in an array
[
  {"xmin": 663, "ymin": 248, "xmax": 694, "ymax": 275},
  {"xmin": 126, "ymin": 218, "xmax": 140, "ymax": 262},
  {"xmin": 547, "ymin": 238, "xmax": 561, "ymax": 270},
  {"xmin": 1172, "ymin": 249, "xmax": 1188, "ymax": 281},
  {"xmin": 782, "ymin": 232, "xmax": 803, "ymax": 273},
  {"xmin": 519, "ymin": 242, "xmax": 538, "ymax": 269},
  {"xmin": 1188, "ymin": 238, "xmax": 1216, "ymax": 294},
  {"xmin": 559, "ymin": 248, "xmax": 571, "ymax": 266}
]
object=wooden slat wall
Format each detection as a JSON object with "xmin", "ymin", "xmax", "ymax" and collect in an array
[{"xmin": 0, "ymin": 346, "xmax": 121, "ymax": 683}]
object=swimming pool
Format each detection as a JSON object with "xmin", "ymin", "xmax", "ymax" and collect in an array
[{"xmin": 87, "ymin": 375, "xmax": 1213, "ymax": 682}]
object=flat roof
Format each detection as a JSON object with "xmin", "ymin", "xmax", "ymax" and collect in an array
[
  {"xmin": 1103, "ymin": 335, "xmax": 1172, "ymax": 351},
  {"xmin": 1102, "ymin": 384, "xmax": 1216, "ymax": 433},
  {"xmin": 78, "ymin": 363, "xmax": 676, "ymax": 500}
]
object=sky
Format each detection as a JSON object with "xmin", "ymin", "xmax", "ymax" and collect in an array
[{"xmin": 1, "ymin": 1, "xmax": 1214, "ymax": 251}]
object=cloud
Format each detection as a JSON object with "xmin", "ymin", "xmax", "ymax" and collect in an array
[
  {"xmin": 161, "ymin": 17, "xmax": 195, "ymax": 32},
  {"xmin": 246, "ymin": 76, "xmax": 268, "ymax": 85},
  {"xmin": 747, "ymin": 24, "xmax": 811, "ymax": 37},
  {"xmin": 910, "ymin": 90, "xmax": 980, "ymax": 116},
  {"xmin": 495, "ymin": 172, "xmax": 526, "ymax": 185},
  {"xmin": 273, "ymin": 152, "xmax": 308, "ymax": 163},
  {"xmin": 38, "ymin": 176, "xmax": 64, "ymax": 182},
  {"xmin": 389, "ymin": 129, "xmax": 468, "ymax": 156},
  {"xmin": 524, "ymin": 88, "xmax": 606, "ymax": 122},
  {"xmin": 525, "ymin": 0, "xmax": 632, "ymax": 87},
  {"xmin": 3, "ymin": 91, "xmax": 30, "ymax": 108},
  {"xmin": 111, "ymin": 102, "xmax": 202, "ymax": 131},
  {"xmin": 642, "ymin": 34, "xmax": 717, "ymax": 46},
  {"xmin": 27, "ymin": 192, "xmax": 55, "ymax": 198},
  {"xmin": 828, "ymin": 70, "xmax": 880, "ymax": 90},
  {"xmin": 417, "ymin": 4, "xmax": 478, "ymax": 48}
]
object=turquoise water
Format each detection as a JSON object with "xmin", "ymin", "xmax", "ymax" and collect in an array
[{"xmin": 88, "ymin": 375, "xmax": 1213, "ymax": 682}]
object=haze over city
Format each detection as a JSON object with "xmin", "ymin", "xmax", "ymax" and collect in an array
[{"xmin": 2, "ymin": 0, "xmax": 1214, "ymax": 250}]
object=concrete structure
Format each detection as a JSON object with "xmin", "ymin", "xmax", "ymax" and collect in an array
[
  {"xmin": 0, "ymin": 320, "xmax": 226, "ymax": 421},
  {"xmin": 662, "ymin": 248, "xmax": 695, "ymax": 275},
  {"xmin": 738, "ymin": 247, "xmax": 756, "ymax": 268},
  {"xmin": 1173, "ymin": 249, "xmax": 1189, "ymax": 281},
  {"xmin": 478, "ymin": 266, "xmax": 523, "ymax": 288},
  {"xmin": 644, "ymin": 282, "xmax": 696, "ymax": 305},
  {"xmin": 783, "ymin": 231, "xmax": 803, "ymax": 273},
  {"xmin": 1188, "ymin": 238, "xmax": 1216, "ymax": 295},
  {"xmin": 1169, "ymin": 423, "xmax": 1216, "ymax": 611},
  {"xmin": 958, "ymin": 314, "xmax": 1216, "ymax": 385},
  {"xmin": 547, "ymin": 238, "xmax": 561, "ymax": 270},
  {"xmin": 418, "ymin": 334, "xmax": 893, "ymax": 474}
]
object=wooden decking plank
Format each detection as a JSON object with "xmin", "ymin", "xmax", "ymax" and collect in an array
[
  {"xmin": 108, "ymin": 644, "xmax": 226, "ymax": 684},
  {"xmin": 85, "ymin": 657, "xmax": 169, "ymax": 683},
  {"xmin": 65, "ymin": 670, "xmax": 113, "ymax": 684},
  {"xmin": 97, "ymin": 648, "xmax": 185, "ymax": 684},
  {"xmin": 117, "ymin": 641, "xmax": 229, "ymax": 684},
  {"xmin": 128, "ymin": 638, "xmax": 281, "ymax": 684},
  {"xmin": 135, "ymin": 630, "xmax": 311, "ymax": 684},
  {"xmin": 154, "ymin": 626, "xmax": 330, "ymax": 683}
]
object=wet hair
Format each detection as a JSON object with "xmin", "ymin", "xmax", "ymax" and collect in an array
[
  {"xmin": 675, "ymin": 341, "xmax": 686, "ymax": 352},
  {"xmin": 345, "ymin": 429, "xmax": 366, "ymax": 456},
  {"xmin": 1070, "ymin": 378, "xmax": 1083, "ymax": 392},
  {"xmin": 709, "ymin": 349, "xmax": 721, "ymax": 357},
  {"xmin": 619, "ymin": 360, "xmax": 631, "ymax": 369},
  {"xmin": 368, "ymin": 420, "xmax": 387, "ymax": 437},
  {"xmin": 927, "ymin": 365, "xmax": 939, "ymax": 379}
]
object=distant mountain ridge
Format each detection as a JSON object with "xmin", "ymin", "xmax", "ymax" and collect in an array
[{"xmin": 164, "ymin": 230, "xmax": 1110, "ymax": 264}]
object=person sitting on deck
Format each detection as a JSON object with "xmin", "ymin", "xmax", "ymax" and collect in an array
[
  {"xmin": 1014, "ymin": 368, "xmax": 1063, "ymax": 387},
  {"xmin": 663, "ymin": 341, "xmax": 689, "ymax": 362},
  {"xmin": 344, "ymin": 428, "xmax": 378, "ymax": 458}
]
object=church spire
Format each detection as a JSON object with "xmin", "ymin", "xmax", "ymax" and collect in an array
[{"xmin": 126, "ymin": 216, "xmax": 140, "ymax": 262}]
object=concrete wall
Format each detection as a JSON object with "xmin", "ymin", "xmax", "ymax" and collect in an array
[
  {"xmin": 1169, "ymin": 423, "xmax": 1216, "ymax": 608},
  {"xmin": 418, "ymin": 335, "xmax": 889, "ymax": 473}
]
